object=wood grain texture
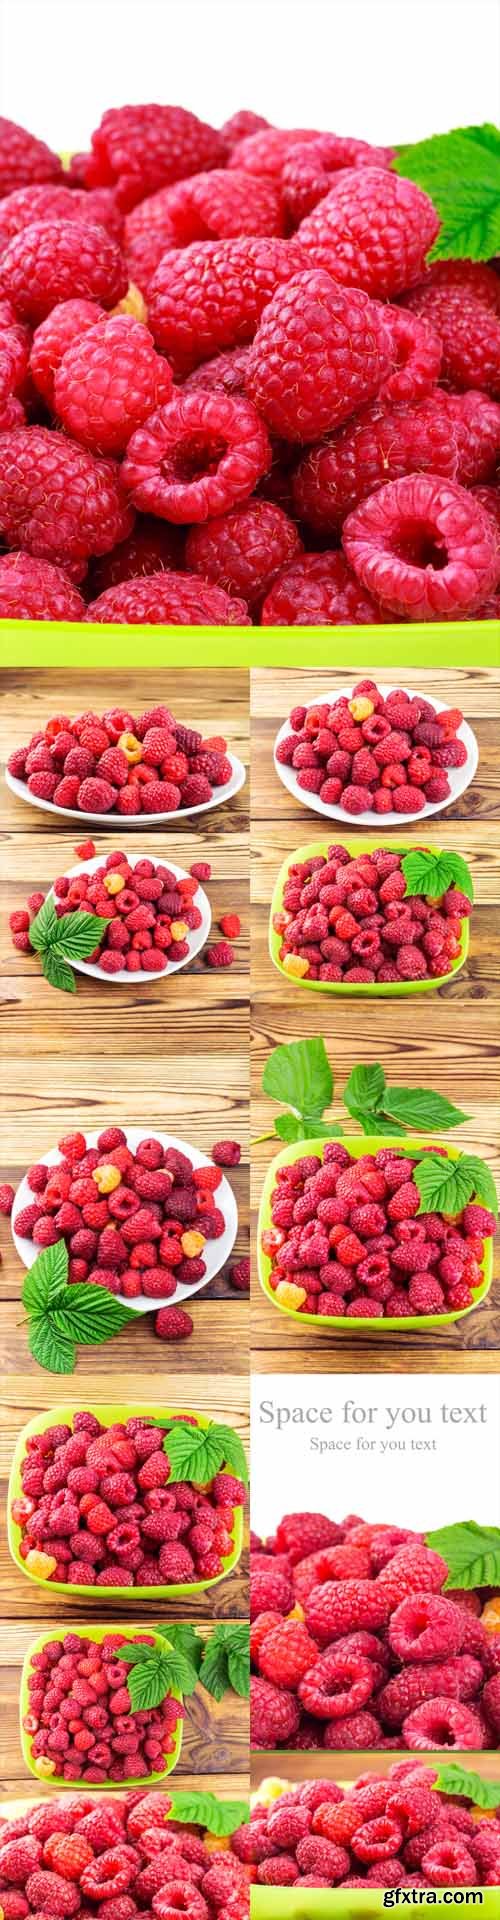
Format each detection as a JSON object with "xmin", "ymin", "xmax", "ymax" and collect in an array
[
  {"xmin": 0, "ymin": 1384, "xmax": 249, "ymax": 1622},
  {"xmin": 250, "ymin": 667, "xmax": 500, "ymax": 1374},
  {"xmin": 0, "ymin": 1772, "xmax": 249, "ymax": 1809},
  {"xmin": 0, "ymin": 1620, "xmax": 249, "ymax": 1796},
  {"xmin": 0, "ymin": 668, "xmax": 250, "ymax": 1381}
]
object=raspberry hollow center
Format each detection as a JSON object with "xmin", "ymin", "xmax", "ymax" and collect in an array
[{"xmin": 391, "ymin": 517, "xmax": 448, "ymax": 571}]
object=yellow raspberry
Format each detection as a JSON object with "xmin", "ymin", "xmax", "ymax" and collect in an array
[
  {"xmin": 103, "ymin": 870, "xmax": 125, "ymax": 896},
  {"xmin": 482, "ymin": 1597, "xmax": 500, "ymax": 1633},
  {"xmin": 287, "ymin": 1602, "xmax": 305, "ymax": 1622},
  {"xmin": 112, "ymin": 281, "xmax": 148, "ymax": 322},
  {"xmin": 181, "ymin": 1229, "xmax": 206, "ymax": 1257},
  {"xmin": 25, "ymin": 1548, "xmax": 57, "ymax": 1578},
  {"xmin": 282, "ymin": 953, "xmax": 309, "ymax": 978},
  {"xmin": 275, "ymin": 1280, "xmax": 307, "ymax": 1309},
  {"xmin": 203, "ymin": 1832, "xmax": 231, "ymax": 1853},
  {"xmin": 349, "ymin": 695, "xmax": 374, "ymax": 720},
  {"xmin": 253, "ymin": 1777, "xmax": 291, "ymax": 1809},
  {"xmin": 170, "ymin": 920, "xmax": 189, "ymax": 941},
  {"xmin": 118, "ymin": 731, "xmax": 143, "ymax": 764},
  {"xmin": 92, "ymin": 1163, "xmax": 122, "ymax": 1194},
  {"xmin": 35, "ymin": 1755, "xmax": 56, "ymax": 1777}
]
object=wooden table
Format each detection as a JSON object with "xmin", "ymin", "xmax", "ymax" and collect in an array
[
  {"xmin": 251, "ymin": 667, "xmax": 500, "ymax": 1374},
  {"xmin": 0, "ymin": 668, "xmax": 250, "ymax": 1382},
  {"xmin": 0, "ymin": 1621, "xmax": 249, "ymax": 1798},
  {"xmin": 251, "ymin": 1751, "xmax": 500, "ymax": 1790},
  {"xmin": 0, "ymin": 1772, "xmax": 249, "ymax": 1811}
]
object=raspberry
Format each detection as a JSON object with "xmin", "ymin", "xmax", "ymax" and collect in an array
[
  {"xmin": 218, "ymin": 913, "xmax": 242, "ymax": 938},
  {"xmin": 212, "ymin": 1140, "xmax": 241, "ymax": 1165},
  {"xmin": 462, "ymin": 1202, "xmax": 496, "ymax": 1238},
  {"xmin": 228, "ymin": 1257, "xmax": 250, "ymax": 1291},
  {"xmin": 262, "ymin": 550, "xmax": 382, "ymax": 624},
  {"xmin": 343, "ymin": 472, "xmax": 500, "ymax": 620},
  {"xmin": 258, "ymin": 1621, "xmax": 318, "ymax": 1687},
  {"xmin": 25, "ymin": 1869, "xmax": 80, "ymax": 1914},
  {"xmin": 186, "ymin": 498, "xmax": 301, "ymax": 609},
  {"xmin": 30, "ymin": 299, "xmax": 105, "ymax": 406},
  {"xmin": 88, "ymin": 515, "xmax": 183, "ymax": 595},
  {"xmin": 88, "ymin": 103, "xmax": 225, "ymax": 211},
  {"xmin": 250, "ymin": 1675, "xmax": 301, "ymax": 1746},
  {"xmin": 422, "ymin": 1837, "xmax": 478, "ymax": 1886},
  {"xmin": 295, "ymin": 1835, "xmax": 351, "ymax": 1879},
  {"xmin": 294, "ymin": 390, "xmax": 500, "ymax": 535},
  {"xmin": 54, "ymin": 314, "xmax": 173, "ymax": 456},
  {"xmin": 48, "ymin": 1834, "xmax": 94, "ymax": 1879},
  {"xmin": 403, "ymin": 1696, "xmax": 487, "ymax": 1750},
  {"xmin": 125, "ymin": 166, "xmax": 284, "ymax": 284},
  {"xmin": 0, "ymin": 1182, "xmax": 15, "ymax": 1214},
  {"xmin": 205, "ymin": 940, "xmax": 234, "ymax": 967},
  {"xmin": 0, "ymin": 117, "xmax": 62, "ymax": 196},
  {"xmin": 77, "ymin": 777, "xmax": 117, "ymax": 813},
  {"xmin": 123, "ymin": 388, "xmax": 270, "ymax": 523},
  {"xmin": 246, "ymin": 268, "xmax": 393, "ymax": 441},
  {"xmin": 389, "ymin": 1594, "xmax": 466, "ymax": 1663},
  {"xmin": 405, "ymin": 277, "xmax": 500, "ymax": 397},
  {"xmin": 298, "ymin": 167, "xmax": 439, "ymax": 298},
  {"xmin": 155, "ymin": 1306, "xmax": 193, "ymax": 1340},
  {"xmin": 86, "ymin": 571, "xmax": 250, "ymax": 624},
  {"xmin": 1, "ymin": 218, "xmax": 127, "ymax": 322},
  {"xmin": 0, "ymin": 427, "xmax": 133, "ymax": 580},
  {"xmin": 282, "ymin": 132, "xmax": 393, "ymax": 223},
  {"xmin": 147, "ymin": 235, "xmax": 305, "ymax": 374}
]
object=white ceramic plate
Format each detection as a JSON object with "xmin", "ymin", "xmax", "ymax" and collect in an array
[
  {"xmin": 47, "ymin": 853, "xmax": 211, "ymax": 984},
  {"xmin": 5, "ymin": 754, "xmax": 246, "ymax": 825},
  {"xmin": 273, "ymin": 685, "xmax": 478, "ymax": 825},
  {"xmin": 12, "ymin": 1127, "xmax": 238, "ymax": 1314}
]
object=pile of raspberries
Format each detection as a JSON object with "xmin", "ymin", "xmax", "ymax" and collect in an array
[
  {"xmin": 248, "ymin": 1764, "xmax": 500, "ymax": 1887},
  {"xmin": 262, "ymin": 1143, "xmax": 496, "ymax": 1320},
  {"xmin": 13, "ymin": 1124, "xmax": 230, "ymax": 1299},
  {"xmin": 12, "ymin": 1409, "xmax": 246, "ymax": 1590},
  {"xmin": 250, "ymin": 1510, "xmax": 500, "ymax": 1754},
  {"xmin": 7, "ymin": 701, "xmax": 234, "ymax": 815},
  {"xmin": 276, "ymin": 680, "xmax": 468, "ymax": 817},
  {"xmin": 0, "ymin": 107, "xmax": 499, "ymax": 624},
  {"xmin": 0, "ymin": 1789, "xmax": 251, "ymax": 1917},
  {"xmin": 24, "ymin": 1630, "xmax": 182, "ymax": 1784},
  {"xmin": 274, "ymin": 843, "xmax": 471, "ymax": 985},
  {"xmin": 12, "ymin": 852, "xmax": 209, "ymax": 977}
]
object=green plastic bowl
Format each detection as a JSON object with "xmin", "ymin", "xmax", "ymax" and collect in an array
[
  {"xmin": 251, "ymin": 1890, "xmax": 500, "ymax": 1916},
  {"xmin": 8, "ymin": 1402, "xmax": 244, "ymax": 1599},
  {"xmin": 20, "ymin": 1622, "xmax": 183, "ymax": 1789},
  {"xmin": 258, "ymin": 1136, "xmax": 493, "ymax": 1333},
  {"xmin": 269, "ymin": 836, "xmax": 470, "ymax": 996}
]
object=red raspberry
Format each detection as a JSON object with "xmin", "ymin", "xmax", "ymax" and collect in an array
[
  {"xmin": 1, "ymin": 218, "xmax": 127, "ymax": 322},
  {"xmin": 54, "ymin": 314, "xmax": 173, "ymax": 457},
  {"xmin": 261, "ymin": 550, "xmax": 382, "ymax": 625},
  {"xmin": 125, "ymin": 166, "xmax": 284, "ymax": 285},
  {"xmin": 88, "ymin": 515, "xmax": 183, "ymax": 597},
  {"xmin": 186, "ymin": 498, "xmax": 301, "ymax": 610},
  {"xmin": 154, "ymin": 1306, "xmax": 193, "ymax": 1340},
  {"xmin": 30, "ymin": 299, "xmax": 105, "ymax": 406},
  {"xmin": 251, "ymin": 1675, "xmax": 301, "ymax": 1746},
  {"xmin": 88, "ymin": 103, "xmax": 225, "ymax": 211},
  {"xmin": 344, "ymin": 472, "xmax": 499, "ymax": 620},
  {"xmin": 77, "ymin": 777, "xmax": 117, "ymax": 814},
  {"xmin": 48, "ymin": 1833, "xmax": 94, "ymax": 1879},
  {"xmin": 0, "ymin": 551, "xmax": 86, "ymax": 621},
  {"xmin": 183, "ymin": 344, "xmax": 252, "ymax": 398},
  {"xmin": 389, "ymin": 1594, "xmax": 465, "ymax": 1663},
  {"xmin": 403, "ymin": 1697, "xmax": 487, "ymax": 1751},
  {"xmin": 86, "ymin": 570, "xmax": 249, "ymax": 625},
  {"xmin": 147, "ymin": 235, "xmax": 305, "ymax": 374},
  {"xmin": 294, "ymin": 390, "xmax": 500, "ymax": 535},
  {"xmin": 205, "ymin": 940, "xmax": 234, "ymax": 967},
  {"xmin": 247, "ymin": 268, "xmax": 393, "ymax": 441},
  {"xmin": 25, "ymin": 1869, "xmax": 80, "ymax": 1914},
  {"xmin": 281, "ymin": 131, "xmax": 393, "ymax": 223},
  {"xmin": 228, "ymin": 1257, "xmax": 250, "ymax": 1291},
  {"xmin": 0, "ymin": 117, "xmax": 62, "ymax": 196},
  {"xmin": 0, "ymin": 426, "xmax": 132, "ymax": 580},
  {"xmin": 406, "ymin": 275, "xmax": 500, "ymax": 397},
  {"xmin": 305, "ymin": 1576, "xmax": 390, "ymax": 1645},
  {"xmin": 258, "ymin": 1620, "xmax": 318, "ymax": 1686},
  {"xmin": 212, "ymin": 1140, "xmax": 241, "ymax": 1165},
  {"xmin": 462, "ymin": 1202, "xmax": 496, "ymax": 1238},
  {"xmin": 298, "ymin": 167, "xmax": 439, "ymax": 298},
  {"xmin": 123, "ymin": 387, "xmax": 270, "ymax": 523},
  {"xmin": 295, "ymin": 1835, "xmax": 351, "ymax": 1879}
]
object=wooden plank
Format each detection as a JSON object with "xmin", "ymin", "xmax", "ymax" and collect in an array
[
  {"xmin": 0, "ymin": 1772, "xmax": 250, "ymax": 1807},
  {"xmin": 0, "ymin": 1620, "xmax": 249, "ymax": 1792}
]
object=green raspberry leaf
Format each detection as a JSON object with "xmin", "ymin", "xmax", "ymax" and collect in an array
[
  {"xmin": 343, "ymin": 1063, "xmax": 386, "ymax": 1116},
  {"xmin": 461, "ymin": 1155, "xmax": 498, "ymax": 1218},
  {"xmin": 158, "ymin": 1625, "xmax": 203, "ymax": 1678},
  {"xmin": 414, "ymin": 1150, "xmax": 498, "ymax": 1218},
  {"xmin": 433, "ymin": 1764, "xmax": 500, "ymax": 1809},
  {"xmin": 52, "ymin": 911, "xmax": 110, "ymax": 960},
  {"xmin": 346, "ymin": 1106, "xmax": 407, "ymax": 1138},
  {"xmin": 402, "ymin": 849, "xmax": 474, "ymax": 904},
  {"xmin": 28, "ymin": 1313, "xmax": 76, "ymax": 1374},
  {"xmin": 227, "ymin": 1646, "xmax": 250, "ymax": 1700},
  {"xmin": 164, "ymin": 1418, "xmax": 247, "ymax": 1488},
  {"xmin": 28, "ymin": 895, "xmax": 59, "ymax": 952},
  {"xmin": 42, "ymin": 947, "xmax": 77, "ymax": 994},
  {"xmin": 263, "ymin": 1038, "xmax": 333, "ymax": 1125},
  {"xmin": 425, "ymin": 1519, "xmax": 500, "ymax": 1590},
  {"xmin": 127, "ymin": 1652, "xmax": 180, "ymax": 1714},
  {"xmin": 200, "ymin": 1624, "xmax": 250, "ymax": 1701},
  {"xmin": 393, "ymin": 124, "xmax": 500, "ymax": 261},
  {"xmin": 168, "ymin": 1792, "xmax": 249, "ymax": 1836},
  {"xmin": 49, "ymin": 1284, "xmax": 138, "ymax": 1345},
  {"xmin": 383, "ymin": 1088, "xmax": 469, "ymax": 1131},
  {"xmin": 274, "ymin": 1113, "xmax": 308, "ymax": 1143},
  {"xmin": 22, "ymin": 1240, "xmax": 68, "ymax": 1314}
]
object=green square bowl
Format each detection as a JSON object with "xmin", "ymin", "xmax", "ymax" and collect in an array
[
  {"xmin": 8, "ymin": 1402, "xmax": 244, "ymax": 1599},
  {"xmin": 258, "ymin": 1136, "xmax": 493, "ymax": 1333},
  {"xmin": 251, "ymin": 1889, "xmax": 500, "ymax": 1916},
  {"xmin": 269, "ymin": 837, "xmax": 470, "ymax": 996},
  {"xmin": 20, "ymin": 1622, "xmax": 183, "ymax": 1789}
]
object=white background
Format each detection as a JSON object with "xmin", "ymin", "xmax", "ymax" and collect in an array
[
  {"xmin": 251, "ymin": 1374, "xmax": 500, "ymax": 1537},
  {"xmin": 0, "ymin": 0, "xmax": 498, "ymax": 151}
]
